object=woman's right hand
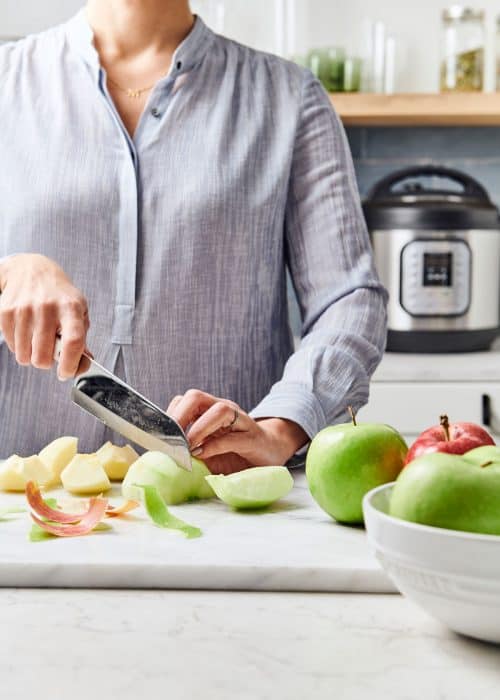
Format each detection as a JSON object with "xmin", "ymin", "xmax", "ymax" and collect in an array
[{"xmin": 0, "ymin": 254, "xmax": 90, "ymax": 379}]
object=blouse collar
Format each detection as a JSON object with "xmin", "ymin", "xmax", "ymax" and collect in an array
[{"xmin": 65, "ymin": 9, "xmax": 215, "ymax": 79}]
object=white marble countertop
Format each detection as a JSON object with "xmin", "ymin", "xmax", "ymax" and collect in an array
[{"xmin": 2, "ymin": 588, "xmax": 499, "ymax": 700}]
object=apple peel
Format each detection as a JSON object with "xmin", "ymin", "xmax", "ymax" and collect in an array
[
  {"xmin": 0, "ymin": 506, "xmax": 25, "ymax": 520},
  {"xmin": 137, "ymin": 484, "xmax": 202, "ymax": 539},
  {"xmin": 26, "ymin": 481, "xmax": 86, "ymax": 523},
  {"xmin": 105, "ymin": 500, "xmax": 140, "ymax": 518},
  {"xmin": 29, "ymin": 497, "xmax": 108, "ymax": 538},
  {"xmin": 30, "ymin": 520, "xmax": 112, "ymax": 542}
]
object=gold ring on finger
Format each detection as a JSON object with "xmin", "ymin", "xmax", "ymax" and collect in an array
[{"xmin": 228, "ymin": 408, "xmax": 239, "ymax": 430}]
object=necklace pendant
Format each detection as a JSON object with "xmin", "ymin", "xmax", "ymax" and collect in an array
[{"xmin": 126, "ymin": 89, "xmax": 141, "ymax": 99}]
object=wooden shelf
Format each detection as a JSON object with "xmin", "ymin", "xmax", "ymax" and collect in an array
[{"xmin": 330, "ymin": 92, "xmax": 500, "ymax": 127}]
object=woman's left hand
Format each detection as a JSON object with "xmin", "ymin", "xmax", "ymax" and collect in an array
[{"xmin": 167, "ymin": 390, "xmax": 308, "ymax": 475}]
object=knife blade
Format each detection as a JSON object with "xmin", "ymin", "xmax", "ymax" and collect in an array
[{"xmin": 54, "ymin": 338, "xmax": 192, "ymax": 471}]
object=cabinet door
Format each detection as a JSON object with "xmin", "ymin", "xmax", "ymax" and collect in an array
[{"xmin": 357, "ymin": 383, "xmax": 500, "ymax": 438}]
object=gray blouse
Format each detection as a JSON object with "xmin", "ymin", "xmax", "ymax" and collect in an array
[{"xmin": 0, "ymin": 11, "xmax": 387, "ymax": 456}]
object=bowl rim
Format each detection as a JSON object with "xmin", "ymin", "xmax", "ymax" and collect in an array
[{"xmin": 363, "ymin": 482, "xmax": 500, "ymax": 544}]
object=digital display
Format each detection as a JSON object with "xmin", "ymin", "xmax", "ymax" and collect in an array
[{"xmin": 423, "ymin": 252, "xmax": 453, "ymax": 287}]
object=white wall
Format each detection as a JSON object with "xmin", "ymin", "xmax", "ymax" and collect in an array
[
  {"xmin": 2, "ymin": 0, "xmax": 500, "ymax": 92},
  {"xmin": 1, "ymin": 0, "xmax": 81, "ymax": 36}
]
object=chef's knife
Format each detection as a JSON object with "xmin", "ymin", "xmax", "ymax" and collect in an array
[{"xmin": 54, "ymin": 338, "xmax": 192, "ymax": 471}]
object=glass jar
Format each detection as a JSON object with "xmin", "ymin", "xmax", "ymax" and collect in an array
[
  {"xmin": 440, "ymin": 6, "xmax": 485, "ymax": 92},
  {"xmin": 343, "ymin": 57, "xmax": 363, "ymax": 93},
  {"xmin": 307, "ymin": 47, "xmax": 345, "ymax": 92}
]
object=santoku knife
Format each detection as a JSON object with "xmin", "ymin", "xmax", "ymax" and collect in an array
[{"xmin": 53, "ymin": 338, "xmax": 192, "ymax": 471}]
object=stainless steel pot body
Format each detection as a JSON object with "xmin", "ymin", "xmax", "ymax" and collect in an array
[{"xmin": 372, "ymin": 229, "xmax": 500, "ymax": 352}]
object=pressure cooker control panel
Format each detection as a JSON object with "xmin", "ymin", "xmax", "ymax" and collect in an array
[{"xmin": 400, "ymin": 239, "xmax": 471, "ymax": 317}]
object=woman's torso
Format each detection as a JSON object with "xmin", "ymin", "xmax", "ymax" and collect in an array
[{"xmin": 0, "ymin": 14, "xmax": 305, "ymax": 455}]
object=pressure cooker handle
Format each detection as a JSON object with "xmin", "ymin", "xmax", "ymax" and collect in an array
[{"xmin": 368, "ymin": 165, "xmax": 490, "ymax": 201}]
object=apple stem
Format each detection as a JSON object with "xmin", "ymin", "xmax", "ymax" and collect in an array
[
  {"xmin": 480, "ymin": 461, "xmax": 494, "ymax": 468},
  {"xmin": 348, "ymin": 406, "xmax": 357, "ymax": 427},
  {"xmin": 440, "ymin": 415, "xmax": 451, "ymax": 442}
]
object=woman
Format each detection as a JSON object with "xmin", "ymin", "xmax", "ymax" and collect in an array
[{"xmin": 0, "ymin": 0, "xmax": 387, "ymax": 473}]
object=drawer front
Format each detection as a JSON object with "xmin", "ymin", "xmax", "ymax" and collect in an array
[{"xmin": 358, "ymin": 383, "xmax": 500, "ymax": 438}]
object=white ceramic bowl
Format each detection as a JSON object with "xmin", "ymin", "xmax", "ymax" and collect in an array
[{"xmin": 363, "ymin": 483, "xmax": 500, "ymax": 644}]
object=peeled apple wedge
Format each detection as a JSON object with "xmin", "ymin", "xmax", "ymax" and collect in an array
[
  {"xmin": 0, "ymin": 455, "xmax": 52, "ymax": 492},
  {"xmin": 122, "ymin": 452, "xmax": 214, "ymax": 504},
  {"xmin": 39, "ymin": 436, "xmax": 78, "ymax": 486},
  {"xmin": 206, "ymin": 466, "xmax": 294, "ymax": 510},
  {"xmin": 95, "ymin": 442, "xmax": 139, "ymax": 481},
  {"xmin": 61, "ymin": 454, "xmax": 111, "ymax": 495}
]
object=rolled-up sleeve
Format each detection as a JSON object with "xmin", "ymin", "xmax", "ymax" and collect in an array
[{"xmin": 250, "ymin": 74, "xmax": 388, "ymax": 439}]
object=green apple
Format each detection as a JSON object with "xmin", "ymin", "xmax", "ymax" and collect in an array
[
  {"xmin": 122, "ymin": 452, "xmax": 214, "ymax": 504},
  {"xmin": 306, "ymin": 413, "xmax": 407, "ymax": 524},
  {"xmin": 206, "ymin": 466, "xmax": 294, "ymax": 510},
  {"xmin": 390, "ymin": 451, "xmax": 500, "ymax": 535},
  {"xmin": 463, "ymin": 445, "xmax": 500, "ymax": 467}
]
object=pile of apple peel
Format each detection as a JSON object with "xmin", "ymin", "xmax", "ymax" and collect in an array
[
  {"xmin": 25, "ymin": 481, "xmax": 139, "ymax": 539},
  {"xmin": 22, "ymin": 480, "xmax": 203, "ymax": 541}
]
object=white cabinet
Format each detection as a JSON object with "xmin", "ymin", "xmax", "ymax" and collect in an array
[{"xmin": 357, "ymin": 350, "xmax": 500, "ymax": 443}]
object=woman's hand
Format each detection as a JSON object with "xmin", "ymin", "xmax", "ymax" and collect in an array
[
  {"xmin": 167, "ymin": 389, "xmax": 308, "ymax": 474},
  {"xmin": 0, "ymin": 254, "xmax": 90, "ymax": 379}
]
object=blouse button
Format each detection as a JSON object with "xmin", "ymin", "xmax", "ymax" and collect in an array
[{"xmin": 151, "ymin": 107, "xmax": 161, "ymax": 118}]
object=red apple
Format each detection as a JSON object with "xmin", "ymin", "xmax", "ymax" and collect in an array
[{"xmin": 405, "ymin": 415, "xmax": 495, "ymax": 465}]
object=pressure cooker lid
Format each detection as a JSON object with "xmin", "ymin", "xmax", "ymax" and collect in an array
[{"xmin": 363, "ymin": 165, "xmax": 500, "ymax": 230}]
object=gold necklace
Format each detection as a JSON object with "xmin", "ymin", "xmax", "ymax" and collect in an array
[{"xmin": 107, "ymin": 76, "xmax": 156, "ymax": 99}]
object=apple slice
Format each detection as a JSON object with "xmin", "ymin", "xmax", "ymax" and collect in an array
[
  {"xmin": 61, "ymin": 454, "xmax": 111, "ymax": 495},
  {"xmin": 0, "ymin": 455, "xmax": 52, "ymax": 492},
  {"xmin": 206, "ymin": 466, "xmax": 294, "ymax": 510},
  {"xmin": 95, "ymin": 442, "xmax": 139, "ymax": 481},
  {"xmin": 39, "ymin": 436, "xmax": 78, "ymax": 486}
]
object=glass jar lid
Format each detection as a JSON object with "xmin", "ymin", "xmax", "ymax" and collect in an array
[{"xmin": 442, "ymin": 6, "xmax": 485, "ymax": 21}]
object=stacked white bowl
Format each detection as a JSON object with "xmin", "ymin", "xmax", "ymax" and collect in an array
[{"xmin": 363, "ymin": 483, "xmax": 500, "ymax": 644}]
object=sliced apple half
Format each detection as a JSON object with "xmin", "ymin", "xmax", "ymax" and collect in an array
[
  {"xmin": 39, "ymin": 436, "xmax": 78, "ymax": 486},
  {"xmin": 61, "ymin": 454, "xmax": 111, "ymax": 495},
  {"xmin": 122, "ymin": 452, "xmax": 214, "ymax": 504},
  {"xmin": 95, "ymin": 442, "xmax": 139, "ymax": 481},
  {"xmin": 0, "ymin": 455, "xmax": 53, "ymax": 492},
  {"xmin": 206, "ymin": 466, "xmax": 294, "ymax": 510}
]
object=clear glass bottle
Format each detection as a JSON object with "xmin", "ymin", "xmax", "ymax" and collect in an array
[
  {"xmin": 441, "ymin": 6, "xmax": 485, "ymax": 92},
  {"xmin": 496, "ymin": 16, "xmax": 500, "ymax": 91}
]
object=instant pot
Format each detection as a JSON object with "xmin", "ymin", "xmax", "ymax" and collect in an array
[{"xmin": 364, "ymin": 166, "xmax": 500, "ymax": 353}]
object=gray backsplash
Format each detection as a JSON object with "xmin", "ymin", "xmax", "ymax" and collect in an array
[
  {"xmin": 346, "ymin": 127, "xmax": 500, "ymax": 204},
  {"xmin": 288, "ymin": 126, "xmax": 500, "ymax": 338}
]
